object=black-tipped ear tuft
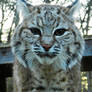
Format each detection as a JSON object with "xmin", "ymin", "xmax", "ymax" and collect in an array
[
  {"xmin": 16, "ymin": 0, "xmax": 32, "ymax": 24},
  {"xmin": 66, "ymin": 0, "xmax": 80, "ymax": 16}
]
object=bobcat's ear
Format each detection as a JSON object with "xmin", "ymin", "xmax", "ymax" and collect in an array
[
  {"xmin": 66, "ymin": 0, "xmax": 80, "ymax": 16},
  {"xmin": 16, "ymin": 0, "xmax": 32, "ymax": 24}
]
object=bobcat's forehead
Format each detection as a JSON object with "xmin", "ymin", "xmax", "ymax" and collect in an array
[{"xmin": 24, "ymin": 5, "xmax": 70, "ymax": 31}]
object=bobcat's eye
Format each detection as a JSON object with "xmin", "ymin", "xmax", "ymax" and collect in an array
[
  {"xmin": 54, "ymin": 28, "xmax": 67, "ymax": 36},
  {"xmin": 29, "ymin": 28, "xmax": 41, "ymax": 36}
]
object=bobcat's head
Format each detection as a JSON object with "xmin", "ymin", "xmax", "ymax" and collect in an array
[{"xmin": 11, "ymin": 0, "xmax": 84, "ymax": 70}]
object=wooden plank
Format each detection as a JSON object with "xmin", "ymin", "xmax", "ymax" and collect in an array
[
  {"xmin": 0, "ymin": 64, "xmax": 12, "ymax": 92},
  {"xmin": 0, "ymin": 47, "xmax": 14, "ymax": 64},
  {"xmin": 0, "ymin": 64, "xmax": 12, "ymax": 77},
  {"xmin": 83, "ymin": 39, "xmax": 92, "ymax": 56},
  {"xmin": 0, "ymin": 78, "xmax": 6, "ymax": 92},
  {"xmin": 81, "ymin": 56, "xmax": 92, "ymax": 71}
]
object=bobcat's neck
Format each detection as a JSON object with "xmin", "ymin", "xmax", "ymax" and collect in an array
[
  {"xmin": 29, "ymin": 59, "xmax": 63, "ymax": 79},
  {"xmin": 16, "ymin": 59, "xmax": 63, "ymax": 79}
]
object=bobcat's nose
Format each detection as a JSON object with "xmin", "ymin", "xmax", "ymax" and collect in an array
[{"xmin": 42, "ymin": 44, "xmax": 52, "ymax": 51}]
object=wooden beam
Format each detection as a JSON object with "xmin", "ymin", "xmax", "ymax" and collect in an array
[
  {"xmin": 0, "ymin": 78, "xmax": 6, "ymax": 92},
  {"xmin": 0, "ymin": 64, "xmax": 12, "ymax": 92},
  {"xmin": 0, "ymin": 64, "xmax": 12, "ymax": 77},
  {"xmin": 83, "ymin": 39, "xmax": 92, "ymax": 56},
  {"xmin": 81, "ymin": 56, "xmax": 92, "ymax": 71}
]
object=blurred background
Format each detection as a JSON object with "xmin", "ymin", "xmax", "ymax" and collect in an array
[{"xmin": 0, "ymin": 0, "xmax": 92, "ymax": 92}]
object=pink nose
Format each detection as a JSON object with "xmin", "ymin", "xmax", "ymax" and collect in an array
[{"xmin": 42, "ymin": 44, "xmax": 52, "ymax": 51}]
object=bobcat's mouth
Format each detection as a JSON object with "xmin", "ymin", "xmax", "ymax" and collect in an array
[{"xmin": 35, "ymin": 52, "xmax": 57, "ymax": 58}]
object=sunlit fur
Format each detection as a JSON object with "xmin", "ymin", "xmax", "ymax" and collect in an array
[{"xmin": 11, "ymin": 0, "xmax": 85, "ymax": 92}]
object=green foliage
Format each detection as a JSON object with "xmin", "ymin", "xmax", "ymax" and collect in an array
[
  {"xmin": 81, "ymin": 72, "xmax": 88, "ymax": 92},
  {"xmin": 7, "ymin": 77, "xmax": 13, "ymax": 92}
]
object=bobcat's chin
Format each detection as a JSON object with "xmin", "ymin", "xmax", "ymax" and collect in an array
[
  {"xmin": 37, "ymin": 52, "xmax": 57, "ymax": 58},
  {"xmin": 34, "ymin": 52, "xmax": 58, "ymax": 65}
]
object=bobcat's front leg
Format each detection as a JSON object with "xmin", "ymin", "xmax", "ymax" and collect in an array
[
  {"xmin": 13, "ymin": 61, "xmax": 30, "ymax": 92},
  {"xmin": 13, "ymin": 61, "xmax": 41, "ymax": 92}
]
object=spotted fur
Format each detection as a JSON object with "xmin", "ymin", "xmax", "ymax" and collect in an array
[{"xmin": 11, "ymin": 0, "xmax": 85, "ymax": 92}]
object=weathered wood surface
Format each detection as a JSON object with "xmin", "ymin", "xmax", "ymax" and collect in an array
[
  {"xmin": 81, "ymin": 56, "xmax": 92, "ymax": 71},
  {"xmin": 0, "ymin": 47, "xmax": 14, "ymax": 64},
  {"xmin": 82, "ymin": 39, "xmax": 92, "ymax": 71},
  {"xmin": 83, "ymin": 39, "xmax": 92, "ymax": 56},
  {"xmin": 0, "ymin": 64, "xmax": 12, "ymax": 92}
]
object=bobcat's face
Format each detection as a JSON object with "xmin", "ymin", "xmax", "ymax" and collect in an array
[
  {"xmin": 20, "ymin": 5, "xmax": 75, "ymax": 65},
  {"xmin": 11, "ymin": 3, "xmax": 84, "ymax": 70}
]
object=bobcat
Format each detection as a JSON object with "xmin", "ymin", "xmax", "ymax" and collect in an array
[{"xmin": 11, "ymin": 0, "xmax": 85, "ymax": 92}]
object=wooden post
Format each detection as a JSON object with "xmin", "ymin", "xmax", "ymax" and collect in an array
[
  {"xmin": 87, "ymin": 72, "xmax": 92, "ymax": 92},
  {"xmin": 0, "ymin": 77, "xmax": 6, "ymax": 92},
  {"xmin": 0, "ymin": 64, "xmax": 13, "ymax": 92}
]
